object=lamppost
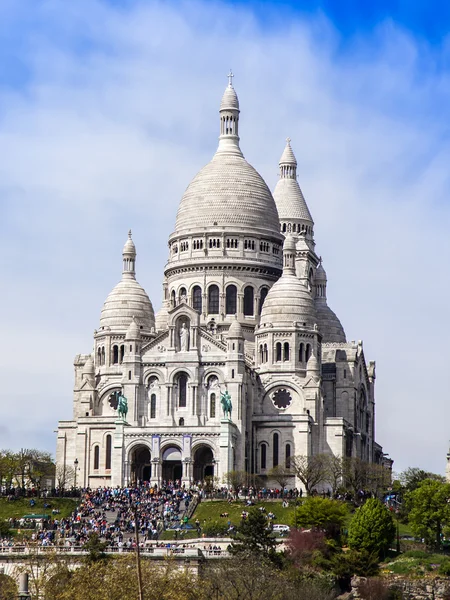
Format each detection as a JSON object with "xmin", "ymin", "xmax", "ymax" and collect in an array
[{"xmin": 74, "ymin": 458, "xmax": 79, "ymax": 492}]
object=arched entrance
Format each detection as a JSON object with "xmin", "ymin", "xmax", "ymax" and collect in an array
[
  {"xmin": 193, "ymin": 445, "xmax": 214, "ymax": 482},
  {"xmin": 162, "ymin": 446, "xmax": 182, "ymax": 483},
  {"xmin": 130, "ymin": 445, "xmax": 151, "ymax": 484}
]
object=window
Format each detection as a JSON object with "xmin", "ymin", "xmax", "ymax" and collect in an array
[
  {"xmin": 273, "ymin": 433, "xmax": 279, "ymax": 467},
  {"xmin": 208, "ymin": 285, "xmax": 220, "ymax": 314},
  {"xmin": 282, "ymin": 223, "xmax": 287, "ymax": 233},
  {"xmin": 226, "ymin": 238, "xmax": 238, "ymax": 248},
  {"xmin": 179, "ymin": 417, "xmax": 185, "ymax": 426},
  {"xmin": 259, "ymin": 344, "xmax": 264, "ymax": 363},
  {"xmin": 261, "ymin": 444, "xmax": 267, "ymax": 470},
  {"xmin": 285, "ymin": 443, "xmax": 291, "ymax": 469},
  {"xmin": 275, "ymin": 342, "xmax": 282, "ymax": 362},
  {"xmin": 209, "ymin": 238, "xmax": 221, "ymax": 248},
  {"xmin": 178, "ymin": 373, "xmax": 188, "ymax": 408},
  {"xmin": 258, "ymin": 288, "xmax": 268, "ymax": 315},
  {"xmin": 259, "ymin": 241, "xmax": 269, "ymax": 252},
  {"xmin": 112, "ymin": 345, "xmax": 119, "ymax": 364},
  {"xmin": 299, "ymin": 343, "xmax": 304, "ymax": 362},
  {"xmin": 244, "ymin": 239, "xmax": 255, "ymax": 250},
  {"xmin": 192, "ymin": 286, "xmax": 202, "ymax": 313},
  {"xmin": 305, "ymin": 344, "xmax": 311, "ymax": 362},
  {"xmin": 179, "ymin": 287, "xmax": 187, "ymax": 301},
  {"xmin": 283, "ymin": 342, "xmax": 290, "ymax": 361},
  {"xmin": 243, "ymin": 286, "xmax": 254, "ymax": 316},
  {"xmin": 105, "ymin": 435, "xmax": 112, "ymax": 470},
  {"xmin": 101, "ymin": 347, "xmax": 105, "ymax": 365},
  {"xmin": 225, "ymin": 285, "xmax": 237, "ymax": 314},
  {"xmin": 264, "ymin": 344, "xmax": 268, "ymax": 363},
  {"xmin": 171, "ymin": 290, "xmax": 176, "ymax": 307},
  {"xmin": 97, "ymin": 348, "xmax": 102, "ymax": 365},
  {"xmin": 94, "ymin": 446, "xmax": 99, "ymax": 470},
  {"xmin": 210, "ymin": 393, "xmax": 216, "ymax": 418},
  {"xmin": 150, "ymin": 394, "xmax": 156, "ymax": 419},
  {"xmin": 120, "ymin": 345, "xmax": 125, "ymax": 363}
]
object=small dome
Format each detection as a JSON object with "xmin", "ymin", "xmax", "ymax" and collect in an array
[
  {"xmin": 316, "ymin": 262, "xmax": 327, "ymax": 281},
  {"xmin": 220, "ymin": 84, "xmax": 239, "ymax": 111},
  {"xmin": 228, "ymin": 318, "xmax": 243, "ymax": 338},
  {"xmin": 315, "ymin": 302, "xmax": 346, "ymax": 343},
  {"xmin": 155, "ymin": 304, "xmax": 169, "ymax": 332},
  {"xmin": 82, "ymin": 355, "xmax": 94, "ymax": 375},
  {"xmin": 279, "ymin": 139, "xmax": 297, "ymax": 165},
  {"xmin": 125, "ymin": 316, "xmax": 141, "ymax": 340},
  {"xmin": 260, "ymin": 273, "xmax": 316, "ymax": 328},
  {"xmin": 283, "ymin": 233, "xmax": 296, "ymax": 252},
  {"xmin": 100, "ymin": 279, "xmax": 154, "ymax": 333},
  {"xmin": 307, "ymin": 350, "xmax": 320, "ymax": 374},
  {"xmin": 123, "ymin": 230, "xmax": 136, "ymax": 257}
]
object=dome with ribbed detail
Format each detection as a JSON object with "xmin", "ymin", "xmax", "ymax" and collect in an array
[
  {"xmin": 82, "ymin": 355, "xmax": 94, "ymax": 376},
  {"xmin": 125, "ymin": 316, "xmax": 141, "ymax": 340},
  {"xmin": 228, "ymin": 318, "xmax": 243, "ymax": 338},
  {"xmin": 100, "ymin": 280, "xmax": 154, "ymax": 333},
  {"xmin": 175, "ymin": 153, "xmax": 281, "ymax": 234},
  {"xmin": 316, "ymin": 262, "xmax": 327, "ymax": 281},
  {"xmin": 260, "ymin": 274, "xmax": 316, "ymax": 327},
  {"xmin": 315, "ymin": 302, "xmax": 346, "ymax": 343},
  {"xmin": 273, "ymin": 139, "xmax": 313, "ymax": 223},
  {"xmin": 220, "ymin": 84, "xmax": 239, "ymax": 111}
]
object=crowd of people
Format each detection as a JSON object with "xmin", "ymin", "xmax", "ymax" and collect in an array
[{"xmin": 1, "ymin": 482, "xmax": 196, "ymax": 549}]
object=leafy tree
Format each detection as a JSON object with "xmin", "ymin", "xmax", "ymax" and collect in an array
[
  {"xmin": 0, "ymin": 520, "xmax": 12, "ymax": 538},
  {"xmin": 0, "ymin": 573, "xmax": 18, "ymax": 600},
  {"xmin": 406, "ymin": 478, "xmax": 450, "ymax": 550},
  {"xmin": 230, "ymin": 507, "xmax": 279, "ymax": 562},
  {"xmin": 82, "ymin": 533, "xmax": 109, "ymax": 563},
  {"xmin": 348, "ymin": 498, "xmax": 395, "ymax": 559},
  {"xmin": 331, "ymin": 548, "xmax": 380, "ymax": 590},
  {"xmin": 292, "ymin": 496, "xmax": 348, "ymax": 539},
  {"xmin": 290, "ymin": 455, "xmax": 329, "ymax": 495},
  {"xmin": 400, "ymin": 467, "xmax": 444, "ymax": 493},
  {"xmin": 268, "ymin": 465, "xmax": 292, "ymax": 491}
]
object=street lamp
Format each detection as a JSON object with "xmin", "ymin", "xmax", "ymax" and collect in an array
[{"xmin": 74, "ymin": 458, "xmax": 79, "ymax": 491}]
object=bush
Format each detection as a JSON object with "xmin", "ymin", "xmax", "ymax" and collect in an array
[
  {"xmin": 348, "ymin": 498, "xmax": 395, "ymax": 559},
  {"xmin": 202, "ymin": 520, "xmax": 229, "ymax": 537},
  {"xmin": 293, "ymin": 497, "xmax": 348, "ymax": 539},
  {"xmin": 402, "ymin": 549, "xmax": 429, "ymax": 559}
]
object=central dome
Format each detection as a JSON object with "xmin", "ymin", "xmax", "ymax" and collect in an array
[
  {"xmin": 173, "ymin": 78, "xmax": 281, "ymax": 237},
  {"xmin": 175, "ymin": 153, "xmax": 280, "ymax": 234}
]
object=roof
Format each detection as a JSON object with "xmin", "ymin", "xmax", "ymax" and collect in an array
[{"xmin": 260, "ymin": 273, "xmax": 316, "ymax": 327}]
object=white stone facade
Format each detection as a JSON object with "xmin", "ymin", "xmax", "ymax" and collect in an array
[{"xmin": 56, "ymin": 77, "xmax": 385, "ymax": 491}]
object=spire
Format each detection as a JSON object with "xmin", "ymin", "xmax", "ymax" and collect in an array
[
  {"xmin": 217, "ymin": 72, "xmax": 242, "ymax": 156},
  {"xmin": 122, "ymin": 230, "xmax": 136, "ymax": 280},
  {"xmin": 279, "ymin": 138, "xmax": 297, "ymax": 179},
  {"xmin": 282, "ymin": 234, "xmax": 296, "ymax": 275}
]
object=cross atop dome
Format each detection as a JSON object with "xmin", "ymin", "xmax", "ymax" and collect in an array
[{"xmin": 228, "ymin": 70, "xmax": 234, "ymax": 87}]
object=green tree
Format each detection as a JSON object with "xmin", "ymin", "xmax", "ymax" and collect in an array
[
  {"xmin": 400, "ymin": 467, "xmax": 444, "ymax": 492},
  {"xmin": 406, "ymin": 478, "xmax": 450, "ymax": 550},
  {"xmin": 292, "ymin": 496, "xmax": 348, "ymax": 539},
  {"xmin": 230, "ymin": 507, "xmax": 279, "ymax": 562},
  {"xmin": 82, "ymin": 533, "xmax": 109, "ymax": 563},
  {"xmin": 348, "ymin": 498, "xmax": 395, "ymax": 559}
]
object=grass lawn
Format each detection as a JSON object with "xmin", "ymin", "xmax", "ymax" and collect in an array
[
  {"xmin": 0, "ymin": 497, "xmax": 78, "ymax": 521},
  {"xmin": 192, "ymin": 499, "xmax": 295, "ymax": 528},
  {"xmin": 382, "ymin": 551, "xmax": 450, "ymax": 577}
]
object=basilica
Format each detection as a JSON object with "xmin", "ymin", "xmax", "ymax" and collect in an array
[{"xmin": 56, "ymin": 76, "xmax": 385, "ymax": 490}]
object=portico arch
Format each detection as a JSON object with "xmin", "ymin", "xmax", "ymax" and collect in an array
[
  {"xmin": 193, "ymin": 445, "xmax": 215, "ymax": 482},
  {"xmin": 129, "ymin": 444, "xmax": 152, "ymax": 484},
  {"xmin": 161, "ymin": 445, "xmax": 182, "ymax": 483}
]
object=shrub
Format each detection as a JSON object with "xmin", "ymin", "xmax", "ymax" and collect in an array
[
  {"xmin": 348, "ymin": 498, "xmax": 395, "ymax": 559},
  {"xmin": 202, "ymin": 520, "xmax": 229, "ymax": 537},
  {"xmin": 293, "ymin": 497, "xmax": 347, "ymax": 539}
]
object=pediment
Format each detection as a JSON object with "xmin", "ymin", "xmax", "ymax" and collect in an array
[{"xmin": 141, "ymin": 330, "xmax": 169, "ymax": 355}]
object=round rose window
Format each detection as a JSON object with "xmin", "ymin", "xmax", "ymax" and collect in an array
[{"xmin": 272, "ymin": 389, "xmax": 292, "ymax": 409}]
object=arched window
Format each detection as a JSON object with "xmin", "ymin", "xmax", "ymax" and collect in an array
[
  {"xmin": 264, "ymin": 344, "xmax": 268, "ymax": 363},
  {"xmin": 225, "ymin": 285, "xmax": 237, "ymax": 314},
  {"xmin": 283, "ymin": 342, "xmax": 290, "ymax": 361},
  {"xmin": 259, "ymin": 345, "xmax": 264, "ymax": 363},
  {"xmin": 258, "ymin": 287, "xmax": 269, "ymax": 315},
  {"xmin": 285, "ymin": 443, "xmax": 291, "ymax": 469},
  {"xmin": 179, "ymin": 417, "xmax": 185, "ymax": 426},
  {"xmin": 243, "ymin": 286, "xmax": 254, "ymax": 316},
  {"xmin": 208, "ymin": 285, "xmax": 219, "ymax": 314},
  {"xmin": 120, "ymin": 345, "xmax": 125, "ymax": 363},
  {"xmin": 112, "ymin": 345, "xmax": 119, "ymax": 364},
  {"xmin": 105, "ymin": 434, "xmax": 112, "ymax": 470},
  {"xmin": 171, "ymin": 290, "xmax": 176, "ymax": 307},
  {"xmin": 150, "ymin": 394, "xmax": 156, "ymax": 419},
  {"xmin": 101, "ymin": 347, "xmax": 105, "ymax": 365},
  {"xmin": 97, "ymin": 348, "xmax": 101, "ymax": 365},
  {"xmin": 179, "ymin": 287, "xmax": 187, "ymax": 301},
  {"xmin": 282, "ymin": 223, "xmax": 287, "ymax": 233},
  {"xmin": 192, "ymin": 286, "xmax": 202, "ymax": 313},
  {"xmin": 299, "ymin": 343, "xmax": 304, "ymax": 362},
  {"xmin": 261, "ymin": 443, "xmax": 267, "ymax": 470},
  {"xmin": 275, "ymin": 342, "xmax": 282, "ymax": 362},
  {"xmin": 305, "ymin": 344, "xmax": 311, "ymax": 362},
  {"xmin": 210, "ymin": 393, "xmax": 216, "ymax": 418},
  {"xmin": 94, "ymin": 446, "xmax": 99, "ymax": 470},
  {"xmin": 177, "ymin": 373, "xmax": 188, "ymax": 408},
  {"xmin": 273, "ymin": 433, "xmax": 279, "ymax": 467}
]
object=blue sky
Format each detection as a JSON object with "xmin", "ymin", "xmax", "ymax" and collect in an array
[{"xmin": 1, "ymin": 0, "xmax": 450, "ymax": 476}]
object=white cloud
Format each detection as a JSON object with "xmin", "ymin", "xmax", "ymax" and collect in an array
[{"xmin": 1, "ymin": 0, "xmax": 450, "ymax": 473}]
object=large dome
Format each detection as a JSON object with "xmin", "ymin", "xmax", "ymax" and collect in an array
[
  {"xmin": 175, "ymin": 153, "xmax": 280, "ymax": 234},
  {"xmin": 260, "ymin": 273, "xmax": 316, "ymax": 328},
  {"xmin": 315, "ymin": 301, "xmax": 346, "ymax": 343},
  {"xmin": 100, "ymin": 279, "xmax": 155, "ymax": 333}
]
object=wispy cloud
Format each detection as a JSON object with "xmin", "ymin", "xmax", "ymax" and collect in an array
[{"xmin": 1, "ymin": 0, "xmax": 450, "ymax": 472}]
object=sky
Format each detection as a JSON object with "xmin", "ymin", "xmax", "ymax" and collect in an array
[{"xmin": 1, "ymin": 0, "xmax": 450, "ymax": 476}]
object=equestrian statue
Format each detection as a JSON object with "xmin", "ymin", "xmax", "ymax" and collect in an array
[{"xmin": 220, "ymin": 389, "xmax": 232, "ymax": 419}]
